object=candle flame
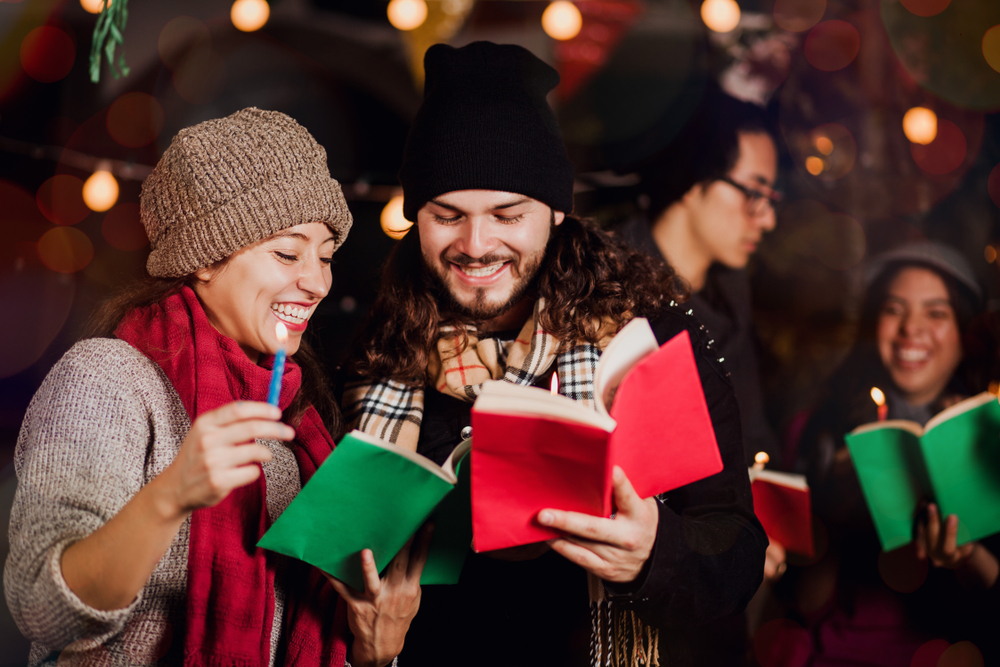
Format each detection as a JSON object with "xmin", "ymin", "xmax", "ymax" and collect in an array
[
  {"xmin": 870, "ymin": 387, "xmax": 885, "ymax": 406},
  {"xmin": 275, "ymin": 321, "xmax": 288, "ymax": 345},
  {"xmin": 754, "ymin": 451, "xmax": 769, "ymax": 465},
  {"xmin": 550, "ymin": 373, "xmax": 559, "ymax": 395}
]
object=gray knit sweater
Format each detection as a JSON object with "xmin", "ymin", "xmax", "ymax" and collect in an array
[{"xmin": 4, "ymin": 338, "xmax": 301, "ymax": 666}]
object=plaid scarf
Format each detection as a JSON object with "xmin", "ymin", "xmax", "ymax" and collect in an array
[{"xmin": 344, "ymin": 298, "xmax": 660, "ymax": 666}]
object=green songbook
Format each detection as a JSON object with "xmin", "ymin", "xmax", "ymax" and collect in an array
[
  {"xmin": 845, "ymin": 392, "xmax": 1000, "ymax": 551},
  {"xmin": 258, "ymin": 430, "xmax": 472, "ymax": 591}
]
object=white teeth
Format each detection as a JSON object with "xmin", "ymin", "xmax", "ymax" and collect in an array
[
  {"xmin": 460, "ymin": 263, "xmax": 505, "ymax": 277},
  {"xmin": 898, "ymin": 348, "xmax": 929, "ymax": 362},
  {"xmin": 271, "ymin": 303, "xmax": 312, "ymax": 324}
]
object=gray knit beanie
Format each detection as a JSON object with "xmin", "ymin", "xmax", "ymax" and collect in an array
[{"xmin": 141, "ymin": 107, "xmax": 353, "ymax": 278}]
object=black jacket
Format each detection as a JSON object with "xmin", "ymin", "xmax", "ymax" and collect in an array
[{"xmin": 398, "ymin": 305, "xmax": 767, "ymax": 666}]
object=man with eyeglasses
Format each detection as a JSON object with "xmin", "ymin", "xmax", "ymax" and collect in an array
[
  {"xmin": 618, "ymin": 90, "xmax": 781, "ymax": 470},
  {"xmin": 615, "ymin": 94, "xmax": 786, "ymax": 659}
]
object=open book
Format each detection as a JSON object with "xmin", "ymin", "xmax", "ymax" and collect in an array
[
  {"xmin": 258, "ymin": 431, "xmax": 472, "ymax": 591},
  {"xmin": 749, "ymin": 468, "xmax": 814, "ymax": 558},
  {"xmin": 470, "ymin": 318, "xmax": 724, "ymax": 552},
  {"xmin": 845, "ymin": 392, "xmax": 1000, "ymax": 551}
]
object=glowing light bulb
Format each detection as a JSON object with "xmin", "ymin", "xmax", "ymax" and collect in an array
[
  {"xmin": 83, "ymin": 170, "xmax": 118, "ymax": 212},
  {"xmin": 542, "ymin": 1, "xmax": 583, "ymax": 41},
  {"xmin": 903, "ymin": 107, "xmax": 937, "ymax": 145},
  {"xmin": 387, "ymin": 0, "xmax": 428, "ymax": 31},
  {"xmin": 81, "ymin": 0, "xmax": 111, "ymax": 14},
  {"xmin": 381, "ymin": 195, "xmax": 413, "ymax": 240},
  {"xmin": 231, "ymin": 0, "xmax": 270, "ymax": 32},
  {"xmin": 701, "ymin": 0, "xmax": 741, "ymax": 33},
  {"xmin": 805, "ymin": 156, "xmax": 824, "ymax": 175}
]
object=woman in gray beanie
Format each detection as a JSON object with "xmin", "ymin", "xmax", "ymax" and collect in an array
[{"xmin": 4, "ymin": 108, "xmax": 419, "ymax": 667}]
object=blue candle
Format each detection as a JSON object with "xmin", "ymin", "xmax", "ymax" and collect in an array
[{"xmin": 267, "ymin": 322, "xmax": 288, "ymax": 406}]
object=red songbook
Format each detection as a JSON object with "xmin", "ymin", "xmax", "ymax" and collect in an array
[
  {"xmin": 750, "ymin": 469, "xmax": 814, "ymax": 557},
  {"xmin": 469, "ymin": 319, "xmax": 724, "ymax": 552}
]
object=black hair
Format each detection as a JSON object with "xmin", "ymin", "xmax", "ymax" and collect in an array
[{"xmin": 637, "ymin": 89, "xmax": 777, "ymax": 223}]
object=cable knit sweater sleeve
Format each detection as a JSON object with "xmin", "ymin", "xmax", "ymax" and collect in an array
[{"xmin": 3, "ymin": 339, "xmax": 190, "ymax": 653}]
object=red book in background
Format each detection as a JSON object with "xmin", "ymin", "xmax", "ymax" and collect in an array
[
  {"xmin": 750, "ymin": 469, "xmax": 814, "ymax": 557},
  {"xmin": 469, "ymin": 319, "xmax": 724, "ymax": 552}
]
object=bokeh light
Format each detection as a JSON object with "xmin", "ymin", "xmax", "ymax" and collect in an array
[
  {"xmin": 37, "ymin": 227, "xmax": 94, "ymax": 273},
  {"xmin": 20, "ymin": 26, "xmax": 75, "ymax": 83},
  {"xmin": 804, "ymin": 123, "xmax": 857, "ymax": 181},
  {"xmin": 753, "ymin": 619, "xmax": 812, "ymax": 667},
  {"xmin": 700, "ymin": 0, "xmax": 741, "ymax": 34},
  {"xmin": 804, "ymin": 20, "xmax": 860, "ymax": 72},
  {"xmin": 900, "ymin": 0, "xmax": 951, "ymax": 18},
  {"xmin": 877, "ymin": 546, "xmax": 928, "ymax": 593},
  {"xmin": 387, "ymin": 0, "xmax": 428, "ymax": 31},
  {"xmin": 910, "ymin": 119, "xmax": 966, "ymax": 175},
  {"xmin": 381, "ymin": 195, "xmax": 412, "ymax": 240},
  {"xmin": 937, "ymin": 641, "xmax": 984, "ymax": 667},
  {"xmin": 83, "ymin": 171, "xmax": 119, "ymax": 212},
  {"xmin": 988, "ymin": 163, "xmax": 1000, "ymax": 208},
  {"xmin": 106, "ymin": 93, "xmax": 165, "ymax": 148},
  {"xmin": 36, "ymin": 175, "xmax": 89, "ymax": 226},
  {"xmin": 159, "ymin": 17, "xmax": 211, "ymax": 70},
  {"xmin": 911, "ymin": 640, "xmax": 950, "ymax": 667},
  {"xmin": 80, "ymin": 0, "xmax": 110, "ymax": 13},
  {"xmin": 102, "ymin": 203, "xmax": 148, "ymax": 251},
  {"xmin": 984, "ymin": 245, "xmax": 996, "ymax": 264},
  {"xmin": 542, "ymin": 1, "xmax": 583, "ymax": 41},
  {"xmin": 782, "ymin": 199, "xmax": 866, "ymax": 271},
  {"xmin": 815, "ymin": 136, "xmax": 833, "ymax": 155},
  {"xmin": 231, "ymin": 0, "xmax": 270, "ymax": 33},
  {"xmin": 903, "ymin": 107, "xmax": 937, "ymax": 145},
  {"xmin": 772, "ymin": 0, "xmax": 826, "ymax": 33},
  {"xmin": 984, "ymin": 25, "xmax": 1000, "ymax": 74}
]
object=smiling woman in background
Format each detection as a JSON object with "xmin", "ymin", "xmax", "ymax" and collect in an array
[
  {"xmin": 3, "ymin": 109, "xmax": 420, "ymax": 667},
  {"xmin": 790, "ymin": 241, "xmax": 999, "ymax": 666}
]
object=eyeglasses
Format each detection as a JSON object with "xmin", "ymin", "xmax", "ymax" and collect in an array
[{"xmin": 717, "ymin": 177, "xmax": 783, "ymax": 217}]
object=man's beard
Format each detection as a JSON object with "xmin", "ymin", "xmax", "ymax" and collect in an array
[{"xmin": 424, "ymin": 249, "xmax": 546, "ymax": 323}]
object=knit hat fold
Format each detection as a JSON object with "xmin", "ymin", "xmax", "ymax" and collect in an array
[
  {"xmin": 399, "ymin": 42, "xmax": 576, "ymax": 221},
  {"xmin": 142, "ymin": 107, "xmax": 352, "ymax": 278}
]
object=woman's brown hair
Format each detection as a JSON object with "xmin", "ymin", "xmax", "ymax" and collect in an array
[
  {"xmin": 86, "ymin": 276, "xmax": 343, "ymax": 437},
  {"xmin": 349, "ymin": 215, "xmax": 688, "ymax": 385}
]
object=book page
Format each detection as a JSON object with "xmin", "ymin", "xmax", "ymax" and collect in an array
[
  {"xmin": 592, "ymin": 318, "xmax": 659, "ymax": 417},
  {"xmin": 348, "ymin": 429, "xmax": 464, "ymax": 484},
  {"xmin": 475, "ymin": 381, "xmax": 616, "ymax": 432},
  {"xmin": 924, "ymin": 392, "xmax": 999, "ymax": 434},
  {"xmin": 440, "ymin": 438, "xmax": 472, "ymax": 483},
  {"xmin": 748, "ymin": 468, "xmax": 809, "ymax": 491},
  {"xmin": 849, "ymin": 419, "xmax": 924, "ymax": 438}
]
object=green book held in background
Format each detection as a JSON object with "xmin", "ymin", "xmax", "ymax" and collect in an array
[
  {"xmin": 845, "ymin": 392, "xmax": 1000, "ymax": 551},
  {"xmin": 258, "ymin": 431, "xmax": 472, "ymax": 591}
]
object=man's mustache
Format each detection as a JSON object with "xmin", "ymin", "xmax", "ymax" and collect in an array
[{"xmin": 442, "ymin": 252, "xmax": 518, "ymax": 266}]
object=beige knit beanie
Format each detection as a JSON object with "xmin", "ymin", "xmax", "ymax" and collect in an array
[{"xmin": 141, "ymin": 107, "xmax": 353, "ymax": 278}]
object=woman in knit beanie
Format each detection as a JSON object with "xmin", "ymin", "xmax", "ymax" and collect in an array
[{"xmin": 4, "ymin": 108, "xmax": 419, "ymax": 667}]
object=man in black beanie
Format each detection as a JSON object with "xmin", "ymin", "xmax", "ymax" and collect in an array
[{"xmin": 343, "ymin": 41, "xmax": 765, "ymax": 667}]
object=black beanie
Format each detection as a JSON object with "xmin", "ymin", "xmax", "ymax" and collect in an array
[{"xmin": 399, "ymin": 42, "xmax": 576, "ymax": 221}]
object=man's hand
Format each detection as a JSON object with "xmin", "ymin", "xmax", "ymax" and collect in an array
[
  {"xmin": 763, "ymin": 539, "xmax": 787, "ymax": 582},
  {"xmin": 325, "ymin": 525, "xmax": 433, "ymax": 667},
  {"xmin": 538, "ymin": 466, "xmax": 658, "ymax": 583}
]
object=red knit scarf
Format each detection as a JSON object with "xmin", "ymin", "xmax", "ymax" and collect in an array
[{"xmin": 116, "ymin": 287, "xmax": 347, "ymax": 667}]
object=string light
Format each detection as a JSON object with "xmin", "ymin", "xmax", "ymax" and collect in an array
[
  {"xmin": 83, "ymin": 170, "xmax": 119, "ymax": 212},
  {"xmin": 814, "ymin": 136, "xmax": 834, "ymax": 155},
  {"xmin": 80, "ymin": 0, "xmax": 110, "ymax": 14},
  {"xmin": 701, "ymin": 0, "xmax": 741, "ymax": 33},
  {"xmin": 231, "ymin": 0, "xmax": 270, "ymax": 32},
  {"xmin": 380, "ymin": 195, "xmax": 412, "ymax": 240},
  {"xmin": 387, "ymin": 0, "xmax": 428, "ymax": 31},
  {"xmin": 903, "ymin": 107, "xmax": 937, "ymax": 145},
  {"xmin": 542, "ymin": 1, "xmax": 583, "ymax": 41}
]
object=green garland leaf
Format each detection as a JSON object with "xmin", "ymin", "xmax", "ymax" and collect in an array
[{"xmin": 89, "ymin": 0, "xmax": 130, "ymax": 83}]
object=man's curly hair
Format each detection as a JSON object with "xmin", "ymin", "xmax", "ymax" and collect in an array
[{"xmin": 349, "ymin": 215, "xmax": 688, "ymax": 385}]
